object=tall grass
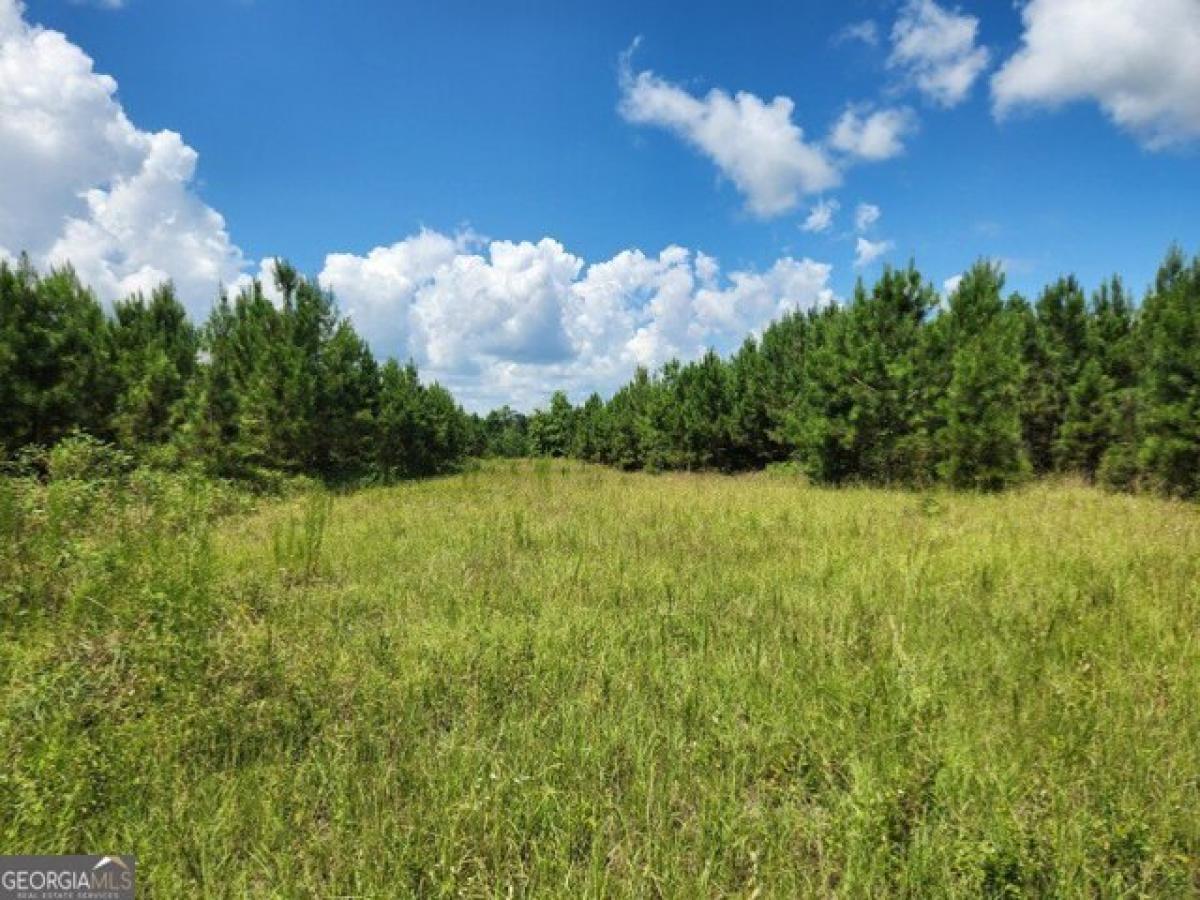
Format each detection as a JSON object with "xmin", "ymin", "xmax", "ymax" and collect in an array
[{"xmin": 2, "ymin": 459, "xmax": 1198, "ymax": 896}]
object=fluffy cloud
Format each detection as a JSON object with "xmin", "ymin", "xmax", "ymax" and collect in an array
[
  {"xmin": 829, "ymin": 105, "xmax": 916, "ymax": 161},
  {"xmin": 320, "ymin": 229, "xmax": 470, "ymax": 360},
  {"xmin": 618, "ymin": 46, "xmax": 840, "ymax": 217},
  {"xmin": 991, "ymin": 0, "xmax": 1200, "ymax": 148},
  {"xmin": 889, "ymin": 0, "xmax": 990, "ymax": 107},
  {"xmin": 942, "ymin": 273, "xmax": 964, "ymax": 294},
  {"xmin": 854, "ymin": 203, "xmax": 881, "ymax": 232},
  {"xmin": 412, "ymin": 238, "xmax": 581, "ymax": 371},
  {"xmin": 619, "ymin": 43, "xmax": 927, "ymax": 217},
  {"xmin": 315, "ymin": 230, "xmax": 834, "ymax": 410},
  {"xmin": 802, "ymin": 198, "xmax": 839, "ymax": 233},
  {"xmin": 854, "ymin": 236, "xmax": 893, "ymax": 268},
  {"xmin": 0, "ymin": 0, "xmax": 245, "ymax": 313}
]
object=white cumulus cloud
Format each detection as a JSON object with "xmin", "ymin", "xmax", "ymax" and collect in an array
[
  {"xmin": 829, "ymin": 105, "xmax": 916, "ymax": 161},
  {"xmin": 412, "ymin": 237, "xmax": 582, "ymax": 371},
  {"xmin": 889, "ymin": 0, "xmax": 990, "ymax": 107},
  {"xmin": 618, "ymin": 44, "xmax": 840, "ymax": 217},
  {"xmin": 802, "ymin": 198, "xmax": 839, "ymax": 233},
  {"xmin": 854, "ymin": 236, "xmax": 893, "ymax": 268},
  {"xmin": 991, "ymin": 0, "xmax": 1200, "ymax": 148},
  {"xmin": 0, "ymin": 0, "xmax": 245, "ymax": 313},
  {"xmin": 315, "ymin": 229, "xmax": 835, "ymax": 410},
  {"xmin": 321, "ymin": 229, "xmax": 472, "ymax": 360}
]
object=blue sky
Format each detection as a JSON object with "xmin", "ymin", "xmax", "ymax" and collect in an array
[{"xmin": 4, "ymin": 0, "xmax": 1199, "ymax": 408}]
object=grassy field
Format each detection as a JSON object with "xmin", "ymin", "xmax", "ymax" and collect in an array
[{"xmin": 3, "ymin": 460, "xmax": 1200, "ymax": 896}]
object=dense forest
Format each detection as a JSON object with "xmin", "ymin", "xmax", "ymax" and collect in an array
[
  {"xmin": 3, "ymin": 246, "xmax": 1199, "ymax": 496},
  {"xmin": 0, "ymin": 257, "xmax": 469, "ymax": 483},
  {"xmin": 492, "ymin": 247, "xmax": 1200, "ymax": 497}
]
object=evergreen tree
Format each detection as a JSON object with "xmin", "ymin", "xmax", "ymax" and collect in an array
[
  {"xmin": 1048, "ymin": 276, "xmax": 1137, "ymax": 481},
  {"xmin": 178, "ymin": 292, "xmax": 241, "ymax": 473},
  {"xmin": 1085, "ymin": 277, "xmax": 1139, "ymax": 488},
  {"xmin": 756, "ymin": 310, "xmax": 811, "ymax": 456},
  {"xmin": 1055, "ymin": 358, "xmax": 1115, "ymax": 479},
  {"xmin": 604, "ymin": 367, "xmax": 653, "ymax": 470},
  {"xmin": 726, "ymin": 338, "xmax": 776, "ymax": 469},
  {"xmin": 0, "ymin": 260, "xmax": 114, "ymax": 452},
  {"xmin": 314, "ymin": 321, "xmax": 379, "ymax": 475},
  {"xmin": 1020, "ymin": 276, "xmax": 1090, "ymax": 473},
  {"xmin": 940, "ymin": 262, "xmax": 1029, "ymax": 490},
  {"xmin": 228, "ymin": 279, "xmax": 295, "ymax": 471},
  {"xmin": 374, "ymin": 363, "xmax": 466, "ymax": 477},
  {"xmin": 1013, "ymin": 294, "xmax": 1059, "ymax": 474},
  {"xmin": 480, "ymin": 406, "xmax": 530, "ymax": 457},
  {"xmin": 675, "ymin": 350, "xmax": 732, "ymax": 470},
  {"xmin": 420, "ymin": 383, "xmax": 468, "ymax": 473},
  {"xmin": 1137, "ymin": 247, "xmax": 1200, "ymax": 497},
  {"xmin": 843, "ymin": 266, "xmax": 936, "ymax": 484},
  {"xmin": 572, "ymin": 393, "xmax": 608, "ymax": 462},
  {"xmin": 641, "ymin": 362, "xmax": 684, "ymax": 472},
  {"xmin": 108, "ymin": 283, "xmax": 197, "ymax": 449},
  {"xmin": 374, "ymin": 360, "xmax": 427, "ymax": 477},
  {"xmin": 783, "ymin": 306, "xmax": 857, "ymax": 483},
  {"xmin": 529, "ymin": 391, "xmax": 576, "ymax": 457}
]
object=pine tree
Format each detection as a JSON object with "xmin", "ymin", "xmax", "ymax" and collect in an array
[
  {"xmin": 0, "ymin": 260, "xmax": 114, "ymax": 452},
  {"xmin": 1137, "ymin": 247, "xmax": 1200, "ymax": 497},
  {"xmin": 480, "ymin": 406, "xmax": 530, "ymax": 457},
  {"xmin": 940, "ymin": 262, "xmax": 1029, "ymax": 490},
  {"xmin": 676, "ymin": 350, "xmax": 732, "ymax": 470},
  {"xmin": 108, "ymin": 283, "xmax": 197, "ymax": 449},
  {"xmin": 1044, "ymin": 276, "xmax": 1134, "ymax": 482},
  {"xmin": 529, "ymin": 391, "xmax": 576, "ymax": 457},
  {"xmin": 641, "ymin": 362, "xmax": 684, "ymax": 472},
  {"xmin": 374, "ymin": 360, "xmax": 427, "ymax": 478},
  {"xmin": 727, "ymin": 338, "xmax": 776, "ymax": 469},
  {"xmin": 571, "ymin": 393, "xmax": 608, "ymax": 462},
  {"xmin": 229, "ymin": 279, "xmax": 294, "ymax": 471},
  {"xmin": 842, "ymin": 266, "xmax": 936, "ymax": 484},
  {"xmin": 604, "ymin": 367, "xmax": 653, "ymax": 470},
  {"xmin": 420, "ymin": 383, "xmax": 468, "ymax": 473},
  {"xmin": 1055, "ymin": 358, "xmax": 1115, "ymax": 479},
  {"xmin": 783, "ymin": 305, "xmax": 857, "ymax": 483},
  {"xmin": 178, "ymin": 293, "xmax": 241, "ymax": 473},
  {"xmin": 1082, "ymin": 276, "xmax": 1138, "ymax": 488},
  {"xmin": 1019, "ymin": 276, "xmax": 1090, "ymax": 473},
  {"xmin": 1013, "ymin": 294, "xmax": 1059, "ymax": 474},
  {"xmin": 757, "ymin": 310, "xmax": 811, "ymax": 454},
  {"xmin": 314, "ymin": 321, "xmax": 379, "ymax": 476}
]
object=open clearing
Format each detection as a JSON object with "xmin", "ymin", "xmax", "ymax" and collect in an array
[{"xmin": 4, "ymin": 461, "xmax": 1200, "ymax": 895}]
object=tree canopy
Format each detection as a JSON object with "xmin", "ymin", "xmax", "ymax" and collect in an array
[{"xmin": 4, "ymin": 246, "xmax": 1200, "ymax": 497}]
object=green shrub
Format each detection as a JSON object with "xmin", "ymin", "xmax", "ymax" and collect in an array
[{"xmin": 47, "ymin": 433, "xmax": 134, "ymax": 482}]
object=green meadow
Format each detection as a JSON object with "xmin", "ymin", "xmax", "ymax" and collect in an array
[{"xmin": 3, "ymin": 460, "xmax": 1199, "ymax": 896}]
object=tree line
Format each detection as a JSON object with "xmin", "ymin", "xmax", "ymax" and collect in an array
[
  {"xmin": 3, "ymin": 246, "xmax": 1199, "ymax": 496},
  {"xmin": 484, "ymin": 246, "xmax": 1200, "ymax": 498},
  {"xmin": 0, "ymin": 258, "xmax": 470, "ymax": 481}
]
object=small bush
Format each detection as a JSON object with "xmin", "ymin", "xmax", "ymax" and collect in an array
[{"xmin": 47, "ymin": 433, "xmax": 134, "ymax": 482}]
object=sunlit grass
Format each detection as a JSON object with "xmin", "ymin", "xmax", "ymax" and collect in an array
[{"xmin": 3, "ymin": 460, "xmax": 1199, "ymax": 895}]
